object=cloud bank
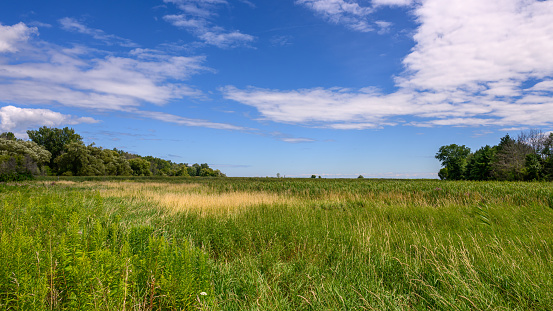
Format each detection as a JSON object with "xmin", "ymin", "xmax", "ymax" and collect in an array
[{"xmin": 225, "ymin": 0, "xmax": 553, "ymax": 130}]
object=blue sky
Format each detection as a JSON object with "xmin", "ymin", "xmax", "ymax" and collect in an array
[{"xmin": 1, "ymin": 0, "xmax": 553, "ymax": 178}]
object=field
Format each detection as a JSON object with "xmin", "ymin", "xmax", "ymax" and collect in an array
[{"xmin": 1, "ymin": 177, "xmax": 552, "ymax": 310}]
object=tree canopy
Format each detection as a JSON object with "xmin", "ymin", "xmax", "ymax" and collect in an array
[
  {"xmin": 436, "ymin": 130, "xmax": 553, "ymax": 181},
  {"xmin": 1, "ymin": 127, "xmax": 226, "ymax": 179}
]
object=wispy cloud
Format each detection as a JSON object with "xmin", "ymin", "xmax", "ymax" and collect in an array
[
  {"xmin": 163, "ymin": 0, "xmax": 255, "ymax": 48},
  {"xmin": 0, "ymin": 105, "xmax": 98, "ymax": 138},
  {"xmin": 59, "ymin": 17, "xmax": 138, "ymax": 47},
  {"xmin": 137, "ymin": 110, "xmax": 250, "ymax": 131},
  {"xmin": 372, "ymin": 0, "xmax": 413, "ymax": 7},
  {"xmin": 295, "ymin": 0, "xmax": 374, "ymax": 32},
  {"xmin": 0, "ymin": 22, "xmax": 248, "ymax": 133},
  {"xmin": 0, "ymin": 23, "xmax": 207, "ymax": 111},
  {"xmin": 225, "ymin": 0, "xmax": 553, "ymax": 130}
]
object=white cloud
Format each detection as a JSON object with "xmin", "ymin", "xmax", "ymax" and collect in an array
[
  {"xmin": 222, "ymin": 86, "xmax": 414, "ymax": 128},
  {"xmin": 225, "ymin": 0, "xmax": 553, "ymax": 130},
  {"xmin": 399, "ymin": 0, "xmax": 553, "ymax": 92},
  {"xmin": 279, "ymin": 137, "xmax": 315, "ymax": 143},
  {"xmin": 59, "ymin": 17, "xmax": 137, "ymax": 47},
  {"xmin": 296, "ymin": 0, "xmax": 374, "ymax": 32},
  {"xmin": 372, "ymin": 0, "xmax": 413, "ymax": 7},
  {"xmin": 139, "ymin": 110, "xmax": 250, "ymax": 131},
  {"xmin": 0, "ymin": 22, "xmax": 249, "ymax": 133},
  {"xmin": 0, "ymin": 22, "xmax": 37, "ymax": 53},
  {"xmin": 0, "ymin": 25, "xmax": 208, "ymax": 111},
  {"xmin": 0, "ymin": 105, "xmax": 98, "ymax": 137},
  {"xmin": 163, "ymin": 0, "xmax": 255, "ymax": 48}
]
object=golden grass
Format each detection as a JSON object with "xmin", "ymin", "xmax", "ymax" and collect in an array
[{"xmin": 93, "ymin": 182, "xmax": 297, "ymax": 216}]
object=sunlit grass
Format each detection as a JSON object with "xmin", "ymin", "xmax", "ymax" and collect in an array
[{"xmin": 2, "ymin": 177, "xmax": 553, "ymax": 310}]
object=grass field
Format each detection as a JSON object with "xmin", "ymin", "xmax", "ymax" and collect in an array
[{"xmin": 1, "ymin": 177, "xmax": 552, "ymax": 310}]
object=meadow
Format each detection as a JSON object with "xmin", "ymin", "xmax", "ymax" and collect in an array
[{"xmin": 1, "ymin": 177, "xmax": 552, "ymax": 310}]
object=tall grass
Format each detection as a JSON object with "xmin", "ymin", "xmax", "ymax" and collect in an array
[
  {"xmin": 0, "ymin": 182, "xmax": 213, "ymax": 310},
  {"xmin": 2, "ymin": 178, "xmax": 553, "ymax": 310}
]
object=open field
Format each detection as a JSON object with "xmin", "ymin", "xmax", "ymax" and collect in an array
[{"xmin": 1, "ymin": 177, "xmax": 552, "ymax": 310}]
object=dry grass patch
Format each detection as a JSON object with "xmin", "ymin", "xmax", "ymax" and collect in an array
[{"xmin": 95, "ymin": 182, "xmax": 297, "ymax": 216}]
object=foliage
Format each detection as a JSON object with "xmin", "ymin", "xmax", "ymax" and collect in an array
[
  {"xmin": 27, "ymin": 127, "xmax": 83, "ymax": 172},
  {"xmin": 438, "ymin": 130, "xmax": 553, "ymax": 181},
  {"xmin": 0, "ymin": 135, "xmax": 51, "ymax": 181},
  {"xmin": 18, "ymin": 127, "xmax": 225, "ymax": 178},
  {"xmin": 435, "ymin": 144, "xmax": 471, "ymax": 180},
  {"xmin": 129, "ymin": 158, "xmax": 152, "ymax": 176}
]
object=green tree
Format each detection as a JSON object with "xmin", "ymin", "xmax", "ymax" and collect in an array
[
  {"xmin": 99, "ymin": 149, "xmax": 132, "ymax": 176},
  {"xmin": 27, "ymin": 127, "xmax": 82, "ymax": 172},
  {"xmin": 55, "ymin": 142, "xmax": 106, "ymax": 176},
  {"xmin": 129, "ymin": 158, "xmax": 152, "ymax": 176},
  {"xmin": 524, "ymin": 153, "xmax": 542, "ymax": 181},
  {"xmin": 435, "ymin": 144, "xmax": 471, "ymax": 180},
  {"xmin": 465, "ymin": 145, "xmax": 495, "ymax": 180},
  {"xmin": 492, "ymin": 134, "xmax": 533, "ymax": 180},
  {"xmin": 174, "ymin": 164, "xmax": 190, "ymax": 177},
  {"xmin": 0, "ymin": 136, "xmax": 52, "ymax": 180},
  {"xmin": 0, "ymin": 132, "xmax": 16, "ymax": 141}
]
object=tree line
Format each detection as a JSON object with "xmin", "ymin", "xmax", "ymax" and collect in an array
[
  {"xmin": 0, "ymin": 127, "xmax": 225, "ymax": 181},
  {"xmin": 436, "ymin": 130, "xmax": 553, "ymax": 181}
]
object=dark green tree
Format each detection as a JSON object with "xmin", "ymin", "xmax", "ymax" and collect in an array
[
  {"xmin": 55, "ymin": 142, "xmax": 106, "ymax": 176},
  {"xmin": 465, "ymin": 145, "xmax": 495, "ymax": 180},
  {"xmin": 129, "ymin": 158, "xmax": 152, "ymax": 176},
  {"xmin": 524, "ymin": 153, "xmax": 542, "ymax": 181},
  {"xmin": 492, "ymin": 134, "xmax": 533, "ymax": 180},
  {"xmin": 0, "ymin": 132, "xmax": 16, "ymax": 141},
  {"xmin": 435, "ymin": 144, "xmax": 471, "ymax": 180}
]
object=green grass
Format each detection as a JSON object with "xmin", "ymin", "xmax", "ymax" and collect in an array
[{"xmin": 1, "ymin": 178, "xmax": 552, "ymax": 310}]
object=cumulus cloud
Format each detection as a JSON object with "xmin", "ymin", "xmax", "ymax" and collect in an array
[
  {"xmin": 163, "ymin": 0, "xmax": 255, "ymax": 48},
  {"xmin": 225, "ymin": 0, "xmax": 553, "ymax": 130},
  {"xmin": 0, "ymin": 22, "xmax": 37, "ymax": 53},
  {"xmin": 0, "ymin": 105, "xmax": 98, "ymax": 137},
  {"xmin": 59, "ymin": 17, "xmax": 137, "ymax": 47}
]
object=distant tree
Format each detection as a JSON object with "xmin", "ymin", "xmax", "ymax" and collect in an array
[
  {"xmin": 174, "ymin": 164, "xmax": 190, "ymax": 177},
  {"xmin": 357, "ymin": 175, "xmax": 364, "ymax": 179},
  {"xmin": 187, "ymin": 166, "xmax": 198, "ymax": 177},
  {"xmin": 27, "ymin": 127, "xmax": 82, "ymax": 172},
  {"xmin": 143, "ymin": 156, "xmax": 173, "ymax": 176},
  {"xmin": 542, "ymin": 133, "xmax": 553, "ymax": 180},
  {"xmin": 0, "ymin": 137, "xmax": 51, "ymax": 180},
  {"xmin": 129, "ymin": 158, "xmax": 152, "ymax": 176},
  {"xmin": 311, "ymin": 175, "xmax": 316, "ymax": 178},
  {"xmin": 0, "ymin": 132, "xmax": 16, "ymax": 141},
  {"xmin": 492, "ymin": 134, "xmax": 534, "ymax": 180},
  {"xmin": 435, "ymin": 144, "xmax": 471, "ymax": 180},
  {"xmin": 0, "ymin": 138, "xmax": 51, "ymax": 166},
  {"xmin": 465, "ymin": 145, "xmax": 495, "ymax": 180},
  {"xmin": 55, "ymin": 142, "xmax": 106, "ymax": 176},
  {"xmin": 100, "ymin": 149, "xmax": 132, "ymax": 176},
  {"xmin": 524, "ymin": 153, "xmax": 542, "ymax": 181},
  {"xmin": 198, "ymin": 166, "xmax": 226, "ymax": 177}
]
